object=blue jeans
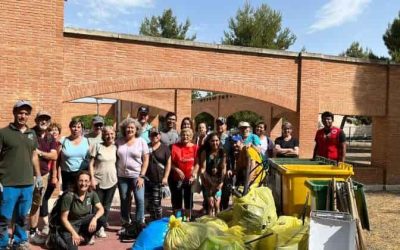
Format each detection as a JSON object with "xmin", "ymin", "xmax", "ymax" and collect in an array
[
  {"xmin": 0, "ymin": 185, "xmax": 33, "ymax": 248},
  {"xmin": 118, "ymin": 177, "xmax": 144, "ymax": 224}
]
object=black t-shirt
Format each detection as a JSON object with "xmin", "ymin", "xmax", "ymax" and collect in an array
[
  {"xmin": 146, "ymin": 144, "xmax": 171, "ymax": 183},
  {"xmin": 274, "ymin": 136, "xmax": 299, "ymax": 157}
]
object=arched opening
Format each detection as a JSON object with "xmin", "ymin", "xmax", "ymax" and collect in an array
[
  {"xmin": 226, "ymin": 110, "xmax": 263, "ymax": 131},
  {"xmin": 194, "ymin": 112, "xmax": 215, "ymax": 132}
]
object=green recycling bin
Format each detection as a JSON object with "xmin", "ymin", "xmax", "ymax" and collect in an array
[{"xmin": 305, "ymin": 180, "xmax": 370, "ymax": 230}]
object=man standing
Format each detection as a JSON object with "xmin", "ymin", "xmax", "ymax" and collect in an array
[
  {"xmin": 0, "ymin": 100, "xmax": 42, "ymax": 250},
  {"xmin": 29, "ymin": 111, "xmax": 58, "ymax": 244},
  {"xmin": 160, "ymin": 112, "xmax": 179, "ymax": 147},
  {"xmin": 313, "ymin": 111, "xmax": 346, "ymax": 162},
  {"xmin": 137, "ymin": 106, "xmax": 152, "ymax": 144},
  {"xmin": 86, "ymin": 116, "xmax": 104, "ymax": 147}
]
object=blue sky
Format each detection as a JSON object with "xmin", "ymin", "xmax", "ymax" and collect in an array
[{"xmin": 65, "ymin": 0, "xmax": 399, "ymax": 57}]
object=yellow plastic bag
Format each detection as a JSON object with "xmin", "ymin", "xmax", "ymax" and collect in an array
[
  {"xmin": 164, "ymin": 216, "xmax": 225, "ymax": 250},
  {"xmin": 199, "ymin": 235, "xmax": 245, "ymax": 250},
  {"xmin": 232, "ymin": 187, "xmax": 278, "ymax": 234},
  {"xmin": 196, "ymin": 215, "xmax": 229, "ymax": 231}
]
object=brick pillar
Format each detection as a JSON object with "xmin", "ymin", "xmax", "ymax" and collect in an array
[
  {"xmin": 379, "ymin": 64, "xmax": 400, "ymax": 189},
  {"xmin": 175, "ymin": 90, "xmax": 192, "ymax": 132},
  {"xmin": 0, "ymin": 0, "xmax": 64, "ymax": 127},
  {"xmin": 297, "ymin": 57, "xmax": 321, "ymax": 158}
]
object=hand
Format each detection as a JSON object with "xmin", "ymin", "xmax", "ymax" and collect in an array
[
  {"xmin": 91, "ymin": 179, "xmax": 97, "ymax": 190},
  {"xmin": 189, "ymin": 175, "xmax": 195, "ymax": 184},
  {"xmin": 0, "ymin": 182, "xmax": 3, "ymax": 192},
  {"xmin": 136, "ymin": 176, "xmax": 144, "ymax": 189},
  {"xmin": 35, "ymin": 176, "xmax": 43, "ymax": 188},
  {"xmin": 72, "ymin": 233, "xmax": 83, "ymax": 246},
  {"xmin": 161, "ymin": 177, "xmax": 168, "ymax": 186},
  {"xmin": 227, "ymin": 170, "xmax": 233, "ymax": 178},
  {"xmin": 51, "ymin": 176, "xmax": 58, "ymax": 186},
  {"xmin": 88, "ymin": 218, "xmax": 97, "ymax": 233},
  {"xmin": 175, "ymin": 168, "xmax": 185, "ymax": 180}
]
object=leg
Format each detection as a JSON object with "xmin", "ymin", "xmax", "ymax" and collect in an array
[
  {"xmin": 99, "ymin": 185, "xmax": 117, "ymax": 223},
  {"xmin": 77, "ymin": 214, "xmax": 106, "ymax": 241},
  {"xmin": 13, "ymin": 185, "xmax": 34, "ymax": 246},
  {"xmin": 183, "ymin": 182, "xmax": 193, "ymax": 220},
  {"xmin": 132, "ymin": 178, "xmax": 145, "ymax": 223},
  {"xmin": 118, "ymin": 177, "xmax": 134, "ymax": 225},
  {"xmin": 0, "ymin": 187, "xmax": 20, "ymax": 248},
  {"xmin": 30, "ymin": 174, "xmax": 49, "ymax": 233},
  {"xmin": 59, "ymin": 229, "xmax": 78, "ymax": 250},
  {"xmin": 169, "ymin": 180, "xmax": 183, "ymax": 215},
  {"xmin": 220, "ymin": 178, "xmax": 231, "ymax": 210}
]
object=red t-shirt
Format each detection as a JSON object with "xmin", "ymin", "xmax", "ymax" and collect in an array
[{"xmin": 171, "ymin": 143, "xmax": 198, "ymax": 181}]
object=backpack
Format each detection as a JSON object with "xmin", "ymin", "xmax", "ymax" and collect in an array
[{"xmin": 46, "ymin": 192, "xmax": 71, "ymax": 250}]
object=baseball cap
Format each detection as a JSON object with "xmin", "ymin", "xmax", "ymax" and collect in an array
[
  {"xmin": 238, "ymin": 121, "xmax": 251, "ymax": 128},
  {"xmin": 216, "ymin": 117, "xmax": 226, "ymax": 124},
  {"xmin": 231, "ymin": 134, "xmax": 243, "ymax": 143},
  {"xmin": 36, "ymin": 111, "xmax": 51, "ymax": 119},
  {"xmin": 92, "ymin": 116, "xmax": 104, "ymax": 125},
  {"xmin": 13, "ymin": 100, "xmax": 32, "ymax": 110},
  {"xmin": 150, "ymin": 128, "xmax": 160, "ymax": 136},
  {"xmin": 138, "ymin": 106, "xmax": 149, "ymax": 115}
]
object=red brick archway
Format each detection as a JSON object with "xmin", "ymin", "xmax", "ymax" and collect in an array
[{"xmin": 2, "ymin": 1, "xmax": 400, "ymax": 188}]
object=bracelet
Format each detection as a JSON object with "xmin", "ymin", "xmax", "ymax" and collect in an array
[{"xmin": 139, "ymin": 174, "xmax": 145, "ymax": 178}]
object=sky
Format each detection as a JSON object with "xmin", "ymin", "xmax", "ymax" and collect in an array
[{"xmin": 64, "ymin": 0, "xmax": 399, "ymax": 58}]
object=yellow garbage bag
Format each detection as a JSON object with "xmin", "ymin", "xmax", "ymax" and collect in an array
[
  {"xmin": 232, "ymin": 187, "xmax": 278, "ymax": 234},
  {"xmin": 164, "ymin": 215, "xmax": 224, "ymax": 250},
  {"xmin": 216, "ymin": 209, "xmax": 234, "ymax": 225},
  {"xmin": 199, "ymin": 235, "xmax": 245, "ymax": 250},
  {"xmin": 196, "ymin": 215, "xmax": 229, "ymax": 231},
  {"xmin": 258, "ymin": 216, "xmax": 309, "ymax": 250}
]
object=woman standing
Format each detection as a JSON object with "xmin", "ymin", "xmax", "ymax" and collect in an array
[
  {"xmin": 254, "ymin": 121, "xmax": 274, "ymax": 158},
  {"xmin": 180, "ymin": 117, "xmax": 194, "ymax": 130},
  {"xmin": 58, "ymin": 171, "xmax": 105, "ymax": 249},
  {"xmin": 170, "ymin": 128, "xmax": 199, "ymax": 220},
  {"xmin": 195, "ymin": 122, "xmax": 208, "ymax": 147},
  {"xmin": 274, "ymin": 122, "xmax": 299, "ymax": 158},
  {"xmin": 89, "ymin": 126, "xmax": 118, "ymax": 237},
  {"xmin": 59, "ymin": 119, "xmax": 90, "ymax": 191},
  {"xmin": 145, "ymin": 128, "xmax": 171, "ymax": 220},
  {"xmin": 116, "ymin": 118, "xmax": 149, "ymax": 229},
  {"xmin": 200, "ymin": 133, "xmax": 226, "ymax": 216}
]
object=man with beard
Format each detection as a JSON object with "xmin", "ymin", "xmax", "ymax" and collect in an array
[
  {"xmin": 29, "ymin": 111, "xmax": 58, "ymax": 244},
  {"xmin": 137, "ymin": 106, "xmax": 152, "ymax": 144},
  {"xmin": 0, "ymin": 100, "xmax": 42, "ymax": 250}
]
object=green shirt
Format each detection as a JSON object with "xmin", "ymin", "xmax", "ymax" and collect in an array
[
  {"xmin": 61, "ymin": 191, "xmax": 100, "ymax": 222},
  {"xmin": 0, "ymin": 123, "xmax": 38, "ymax": 186}
]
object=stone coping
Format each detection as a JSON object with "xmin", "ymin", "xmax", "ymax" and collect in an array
[{"xmin": 64, "ymin": 27, "xmax": 393, "ymax": 66}]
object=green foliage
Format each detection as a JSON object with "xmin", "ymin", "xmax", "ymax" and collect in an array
[
  {"xmin": 195, "ymin": 112, "xmax": 214, "ymax": 131},
  {"xmin": 139, "ymin": 8, "xmax": 196, "ymax": 40},
  {"xmin": 222, "ymin": 2, "xmax": 296, "ymax": 50},
  {"xmin": 339, "ymin": 42, "xmax": 379, "ymax": 59},
  {"xmin": 383, "ymin": 12, "xmax": 400, "ymax": 63},
  {"xmin": 72, "ymin": 114, "xmax": 114, "ymax": 130},
  {"xmin": 192, "ymin": 91, "xmax": 215, "ymax": 100},
  {"xmin": 226, "ymin": 111, "xmax": 263, "ymax": 129}
]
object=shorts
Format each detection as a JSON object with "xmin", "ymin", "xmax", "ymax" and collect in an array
[{"xmin": 30, "ymin": 173, "xmax": 49, "ymax": 215}]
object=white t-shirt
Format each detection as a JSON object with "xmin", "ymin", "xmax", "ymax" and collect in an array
[{"xmin": 90, "ymin": 143, "xmax": 118, "ymax": 189}]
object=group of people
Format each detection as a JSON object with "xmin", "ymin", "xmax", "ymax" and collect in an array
[{"xmin": 0, "ymin": 100, "xmax": 346, "ymax": 250}]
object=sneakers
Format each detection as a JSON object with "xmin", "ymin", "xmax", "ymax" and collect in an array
[
  {"xmin": 41, "ymin": 225, "xmax": 50, "ymax": 236},
  {"xmin": 29, "ymin": 232, "xmax": 46, "ymax": 245},
  {"xmin": 88, "ymin": 236, "xmax": 95, "ymax": 245},
  {"xmin": 96, "ymin": 226, "xmax": 107, "ymax": 238},
  {"xmin": 13, "ymin": 241, "xmax": 30, "ymax": 250}
]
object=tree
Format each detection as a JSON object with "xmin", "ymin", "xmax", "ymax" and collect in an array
[
  {"xmin": 339, "ymin": 42, "xmax": 379, "ymax": 59},
  {"xmin": 226, "ymin": 111, "xmax": 263, "ymax": 130},
  {"xmin": 222, "ymin": 2, "xmax": 296, "ymax": 50},
  {"xmin": 139, "ymin": 9, "xmax": 196, "ymax": 40},
  {"xmin": 383, "ymin": 12, "xmax": 400, "ymax": 63}
]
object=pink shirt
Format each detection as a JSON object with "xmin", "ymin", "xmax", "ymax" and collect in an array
[{"xmin": 116, "ymin": 137, "xmax": 149, "ymax": 178}]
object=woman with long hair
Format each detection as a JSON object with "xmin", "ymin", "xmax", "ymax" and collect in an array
[{"xmin": 200, "ymin": 133, "xmax": 226, "ymax": 216}]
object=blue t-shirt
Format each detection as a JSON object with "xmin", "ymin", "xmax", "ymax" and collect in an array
[
  {"xmin": 140, "ymin": 123, "xmax": 152, "ymax": 144},
  {"xmin": 244, "ymin": 133, "xmax": 261, "ymax": 146},
  {"xmin": 60, "ymin": 137, "xmax": 90, "ymax": 172}
]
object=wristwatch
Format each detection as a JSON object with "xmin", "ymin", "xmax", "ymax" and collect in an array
[{"xmin": 38, "ymin": 151, "xmax": 43, "ymax": 157}]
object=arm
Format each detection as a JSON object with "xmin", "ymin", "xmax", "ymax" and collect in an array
[
  {"xmin": 36, "ymin": 149, "xmax": 57, "ymax": 161},
  {"xmin": 32, "ymin": 151, "xmax": 41, "ymax": 178},
  {"xmin": 339, "ymin": 142, "xmax": 346, "ymax": 162},
  {"xmin": 190, "ymin": 154, "xmax": 200, "ymax": 184},
  {"xmin": 217, "ymin": 153, "xmax": 227, "ymax": 190},
  {"xmin": 89, "ymin": 157, "xmax": 97, "ymax": 189},
  {"xmin": 88, "ymin": 202, "xmax": 104, "ymax": 233},
  {"xmin": 137, "ymin": 153, "xmax": 149, "ymax": 189},
  {"xmin": 61, "ymin": 210, "xmax": 82, "ymax": 246},
  {"xmin": 162, "ymin": 156, "xmax": 172, "ymax": 186}
]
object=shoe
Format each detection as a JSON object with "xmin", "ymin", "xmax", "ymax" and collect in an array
[
  {"xmin": 88, "ymin": 236, "xmax": 95, "ymax": 245},
  {"xmin": 13, "ymin": 241, "xmax": 30, "ymax": 250},
  {"xmin": 96, "ymin": 226, "xmax": 107, "ymax": 238},
  {"xmin": 29, "ymin": 232, "xmax": 46, "ymax": 245},
  {"xmin": 41, "ymin": 225, "xmax": 50, "ymax": 236}
]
